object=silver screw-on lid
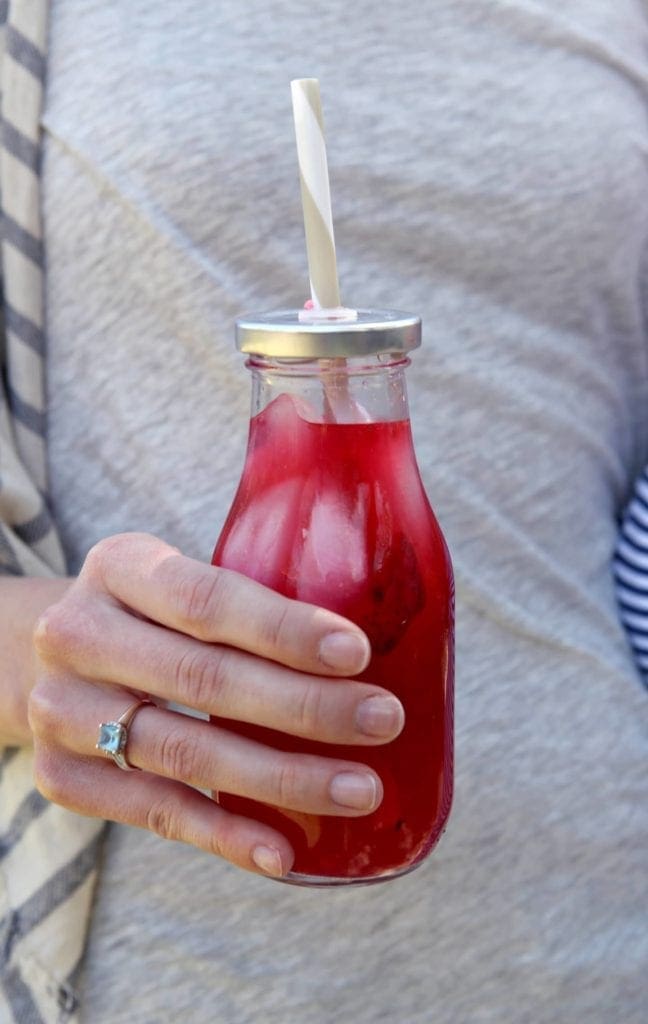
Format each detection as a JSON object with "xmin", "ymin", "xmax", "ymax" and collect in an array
[{"xmin": 235, "ymin": 309, "xmax": 421, "ymax": 358}]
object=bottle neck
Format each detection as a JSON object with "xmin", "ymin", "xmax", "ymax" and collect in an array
[{"xmin": 246, "ymin": 353, "xmax": 411, "ymax": 424}]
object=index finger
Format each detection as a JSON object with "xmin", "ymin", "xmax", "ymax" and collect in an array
[{"xmin": 83, "ymin": 533, "xmax": 371, "ymax": 677}]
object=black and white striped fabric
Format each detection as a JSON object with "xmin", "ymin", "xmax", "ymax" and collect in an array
[
  {"xmin": 0, "ymin": 3, "xmax": 105, "ymax": 1022},
  {"xmin": 614, "ymin": 468, "xmax": 648, "ymax": 690}
]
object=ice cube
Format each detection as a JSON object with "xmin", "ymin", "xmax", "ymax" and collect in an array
[
  {"xmin": 248, "ymin": 393, "xmax": 319, "ymax": 483},
  {"xmin": 294, "ymin": 486, "xmax": 369, "ymax": 607},
  {"xmin": 218, "ymin": 478, "xmax": 303, "ymax": 590}
]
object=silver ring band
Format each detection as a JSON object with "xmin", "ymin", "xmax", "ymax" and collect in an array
[{"xmin": 96, "ymin": 697, "xmax": 154, "ymax": 771}]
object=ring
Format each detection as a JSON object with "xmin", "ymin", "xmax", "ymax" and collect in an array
[{"xmin": 96, "ymin": 697, "xmax": 154, "ymax": 772}]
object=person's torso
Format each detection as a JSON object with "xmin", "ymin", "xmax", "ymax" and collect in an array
[{"xmin": 43, "ymin": 2, "xmax": 648, "ymax": 1021}]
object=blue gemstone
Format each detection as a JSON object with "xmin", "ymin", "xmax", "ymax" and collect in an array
[{"xmin": 97, "ymin": 722, "xmax": 124, "ymax": 754}]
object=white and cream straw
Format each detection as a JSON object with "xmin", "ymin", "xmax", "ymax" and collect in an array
[{"xmin": 290, "ymin": 78, "xmax": 342, "ymax": 311}]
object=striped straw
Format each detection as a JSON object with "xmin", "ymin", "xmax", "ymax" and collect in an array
[{"xmin": 291, "ymin": 78, "xmax": 341, "ymax": 310}]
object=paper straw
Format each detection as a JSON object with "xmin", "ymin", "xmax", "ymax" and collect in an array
[{"xmin": 291, "ymin": 78, "xmax": 341, "ymax": 310}]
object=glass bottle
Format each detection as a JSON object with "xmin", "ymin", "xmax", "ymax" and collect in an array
[{"xmin": 212, "ymin": 310, "xmax": 454, "ymax": 886}]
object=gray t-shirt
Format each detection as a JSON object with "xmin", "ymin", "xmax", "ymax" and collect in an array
[{"xmin": 42, "ymin": 1, "xmax": 647, "ymax": 1022}]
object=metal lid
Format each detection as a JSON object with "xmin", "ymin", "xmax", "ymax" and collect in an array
[{"xmin": 235, "ymin": 309, "xmax": 421, "ymax": 358}]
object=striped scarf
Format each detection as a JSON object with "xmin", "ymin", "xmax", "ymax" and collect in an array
[{"xmin": 0, "ymin": 3, "xmax": 104, "ymax": 1022}]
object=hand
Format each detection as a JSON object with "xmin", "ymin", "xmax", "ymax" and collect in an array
[{"xmin": 29, "ymin": 533, "xmax": 405, "ymax": 878}]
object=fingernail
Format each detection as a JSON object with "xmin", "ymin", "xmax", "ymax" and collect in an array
[
  {"xmin": 318, "ymin": 631, "xmax": 370, "ymax": 674},
  {"xmin": 355, "ymin": 696, "xmax": 405, "ymax": 738},
  {"xmin": 330, "ymin": 772, "xmax": 378, "ymax": 810},
  {"xmin": 251, "ymin": 845, "xmax": 284, "ymax": 877}
]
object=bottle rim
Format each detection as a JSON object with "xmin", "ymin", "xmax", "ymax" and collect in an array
[{"xmin": 245, "ymin": 352, "xmax": 411, "ymax": 376}]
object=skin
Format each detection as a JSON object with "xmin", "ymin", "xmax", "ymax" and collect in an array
[{"xmin": 5, "ymin": 532, "xmax": 405, "ymax": 879}]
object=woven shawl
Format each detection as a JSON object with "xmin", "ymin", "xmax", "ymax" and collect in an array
[{"xmin": 0, "ymin": 3, "xmax": 104, "ymax": 1022}]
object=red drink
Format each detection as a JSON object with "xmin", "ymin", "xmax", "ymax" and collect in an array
[{"xmin": 212, "ymin": 386, "xmax": 454, "ymax": 884}]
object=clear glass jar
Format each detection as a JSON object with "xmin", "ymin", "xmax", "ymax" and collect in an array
[{"xmin": 211, "ymin": 311, "xmax": 454, "ymax": 886}]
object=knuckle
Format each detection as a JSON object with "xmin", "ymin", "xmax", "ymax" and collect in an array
[
  {"xmin": 171, "ymin": 567, "xmax": 227, "ymax": 636},
  {"xmin": 33, "ymin": 747, "xmax": 70, "ymax": 806},
  {"xmin": 294, "ymin": 681, "xmax": 325, "ymax": 737},
  {"xmin": 81, "ymin": 532, "xmax": 160, "ymax": 583},
  {"xmin": 156, "ymin": 724, "xmax": 199, "ymax": 782},
  {"xmin": 32, "ymin": 602, "xmax": 77, "ymax": 662},
  {"xmin": 204, "ymin": 822, "xmax": 230, "ymax": 861},
  {"xmin": 173, "ymin": 647, "xmax": 229, "ymax": 710},
  {"xmin": 145, "ymin": 796, "xmax": 183, "ymax": 842},
  {"xmin": 259, "ymin": 603, "xmax": 292, "ymax": 657},
  {"xmin": 273, "ymin": 757, "xmax": 304, "ymax": 809},
  {"xmin": 81, "ymin": 535, "xmax": 127, "ymax": 580},
  {"xmin": 27, "ymin": 679, "xmax": 65, "ymax": 742}
]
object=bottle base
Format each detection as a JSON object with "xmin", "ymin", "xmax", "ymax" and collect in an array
[{"xmin": 277, "ymin": 857, "xmax": 425, "ymax": 888}]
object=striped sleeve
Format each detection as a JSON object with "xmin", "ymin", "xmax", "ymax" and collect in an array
[{"xmin": 613, "ymin": 467, "xmax": 648, "ymax": 688}]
